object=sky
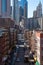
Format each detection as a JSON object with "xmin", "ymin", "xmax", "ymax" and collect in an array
[{"xmin": 11, "ymin": 0, "xmax": 43, "ymax": 18}]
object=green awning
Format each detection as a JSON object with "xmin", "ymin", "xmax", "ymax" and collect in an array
[{"xmin": 35, "ymin": 61, "xmax": 40, "ymax": 65}]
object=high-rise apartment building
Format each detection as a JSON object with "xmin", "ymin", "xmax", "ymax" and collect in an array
[{"xmin": 0, "ymin": 0, "xmax": 10, "ymax": 17}]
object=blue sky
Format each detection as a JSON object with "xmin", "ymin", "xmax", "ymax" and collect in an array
[{"xmin": 11, "ymin": 0, "xmax": 43, "ymax": 18}]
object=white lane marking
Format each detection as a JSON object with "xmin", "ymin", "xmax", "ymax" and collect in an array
[
  {"xmin": 16, "ymin": 45, "xmax": 29, "ymax": 47},
  {"xmin": 29, "ymin": 60, "xmax": 34, "ymax": 62}
]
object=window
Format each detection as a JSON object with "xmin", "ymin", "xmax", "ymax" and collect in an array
[{"xmin": 41, "ymin": 56, "xmax": 43, "ymax": 61}]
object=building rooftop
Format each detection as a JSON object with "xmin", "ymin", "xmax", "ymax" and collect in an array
[{"xmin": 0, "ymin": 28, "xmax": 7, "ymax": 37}]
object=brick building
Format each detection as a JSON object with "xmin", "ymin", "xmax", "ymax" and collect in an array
[
  {"xmin": 35, "ymin": 31, "xmax": 43, "ymax": 65},
  {"xmin": 0, "ymin": 28, "xmax": 18, "ymax": 65},
  {"xmin": 0, "ymin": 28, "xmax": 9, "ymax": 65},
  {"xmin": 0, "ymin": 18, "xmax": 15, "ymax": 28}
]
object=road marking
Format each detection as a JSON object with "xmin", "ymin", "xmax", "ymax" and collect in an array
[
  {"xmin": 16, "ymin": 45, "xmax": 29, "ymax": 47},
  {"xmin": 29, "ymin": 60, "xmax": 34, "ymax": 62}
]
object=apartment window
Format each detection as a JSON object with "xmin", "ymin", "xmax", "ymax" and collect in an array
[
  {"xmin": 41, "ymin": 56, "xmax": 43, "ymax": 61},
  {"xmin": 40, "ymin": 39, "xmax": 43, "ymax": 46},
  {"xmin": 35, "ymin": 39, "xmax": 37, "ymax": 43},
  {"xmin": 41, "ymin": 47, "xmax": 43, "ymax": 50}
]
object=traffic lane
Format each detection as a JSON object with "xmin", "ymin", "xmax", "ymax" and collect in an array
[
  {"xmin": 15, "ymin": 62, "xmax": 29, "ymax": 65},
  {"xmin": 18, "ymin": 40, "xmax": 24, "ymax": 45},
  {"xmin": 28, "ymin": 61, "xmax": 35, "ymax": 65},
  {"xmin": 15, "ymin": 60, "xmax": 35, "ymax": 65},
  {"xmin": 16, "ymin": 47, "xmax": 24, "ymax": 61},
  {"xmin": 9, "ymin": 46, "xmax": 20, "ymax": 65}
]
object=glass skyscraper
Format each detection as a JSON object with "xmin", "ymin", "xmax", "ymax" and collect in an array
[
  {"xmin": 20, "ymin": 0, "xmax": 27, "ymax": 8},
  {"xmin": 2, "ymin": 0, "xmax": 7, "ymax": 13},
  {"xmin": 11, "ymin": 0, "xmax": 28, "ymax": 23},
  {"xmin": 19, "ymin": 6, "xmax": 24, "ymax": 21},
  {"xmin": 24, "ymin": 0, "xmax": 27, "ymax": 18},
  {"xmin": 0, "ymin": 0, "xmax": 10, "ymax": 17},
  {"xmin": 11, "ymin": 0, "xmax": 19, "ymax": 25},
  {"xmin": 19, "ymin": 0, "xmax": 27, "ymax": 21}
]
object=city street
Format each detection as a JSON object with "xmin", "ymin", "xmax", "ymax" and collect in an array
[
  {"xmin": 4, "ymin": 33, "xmax": 35, "ymax": 65},
  {"xmin": 15, "ymin": 41, "xmax": 30, "ymax": 65},
  {"xmin": 13, "ymin": 40, "xmax": 35, "ymax": 65}
]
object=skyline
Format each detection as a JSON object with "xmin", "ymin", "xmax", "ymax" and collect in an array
[
  {"xmin": 28, "ymin": 0, "xmax": 43, "ymax": 18},
  {"xmin": 11, "ymin": 0, "xmax": 43, "ymax": 18}
]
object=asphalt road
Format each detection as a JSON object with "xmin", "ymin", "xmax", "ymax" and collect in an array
[
  {"xmin": 14, "ymin": 46, "xmax": 35, "ymax": 65},
  {"xmin": 15, "ymin": 46, "xmax": 29, "ymax": 65},
  {"xmin": 6, "ymin": 41, "xmax": 35, "ymax": 65},
  {"xmin": 15, "ymin": 62, "xmax": 29, "ymax": 65},
  {"xmin": 15, "ymin": 38, "xmax": 35, "ymax": 65}
]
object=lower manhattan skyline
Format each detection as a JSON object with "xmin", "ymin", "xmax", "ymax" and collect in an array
[{"xmin": 11, "ymin": 0, "xmax": 43, "ymax": 18}]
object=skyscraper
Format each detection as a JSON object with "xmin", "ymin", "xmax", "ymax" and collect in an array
[
  {"xmin": 11, "ymin": 0, "xmax": 27, "ymax": 24},
  {"xmin": 19, "ymin": 0, "xmax": 27, "ymax": 21},
  {"xmin": 11, "ymin": 0, "xmax": 19, "ymax": 25},
  {"xmin": 33, "ymin": 1, "xmax": 42, "ymax": 18},
  {"xmin": 33, "ymin": 10, "xmax": 37, "ymax": 18},
  {"xmin": 24, "ymin": 0, "xmax": 27, "ymax": 18},
  {"xmin": 11, "ymin": 0, "xmax": 13, "ymax": 19},
  {"xmin": 19, "ymin": 6, "xmax": 24, "ymax": 21},
  {"xmin": 20, "ymin": 0, "xmax": 27, "ymax": 8},
  {"xmin": 2, "ymin": 0, "xmax": 7, "ymax": 13},
  {"xmin": 0, "ymin": 0, "xmax": 10, "ymax": 17},
  {"xmin": 6, "ymin": 0, "xmax": 10, "ymax": 17},
  {"xmin": 0, "ymin": 0, "xmax": 2, "ymax": 16},
  {"xmin": 37, "ymin": 2, "xmax": 42, "ymax": 17}
]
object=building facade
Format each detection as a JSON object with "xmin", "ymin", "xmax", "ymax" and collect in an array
[
  {"xmin": 33, "ymin": 10, "xmax": 37, "ymax": 18},
  {"xmin": 35, "ymin": 31, "xmax": 43, "ymax": 65},
  {"xmin": 37, "ymin": 2, "xmax": 42, "ymax": 17},
  {"xmin": 19, "ymin": 0, "xmax": 27, "ymax": 21},
  {"xmin": 37, "ymin": 17, "xmax": 43, "ymax": 30},
  {"xmin": 26, "ymin": 18, "xmax": 40, "ymax": 30},
  {"xmin": 19, "ymin": 6, "xmax": 24, "ymax": 21},
  {"xmin": 24, "ymin": 0, "xmax": 27, "ymax": 18},
  {"xmin": 25, "ymin": 17, "xmax": 43, "ymax": 30},
  {"xmin": 20, "ymin": 0, "xmax": 27, "ymax": 8},
  {"xmin": 0, "ymin": 0, "xmax": 10, "ymax": 17},
  {"xmin": 11, "ymin": 0, "xmax": 19, "ymax": 25},
  {"xmin": 0, "ymin": 0, "xmax": 2, "ymax": 16},
  {"xmin": 14, "ymin": 0, "xmax": 19, "ymax": 25}
]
